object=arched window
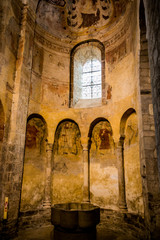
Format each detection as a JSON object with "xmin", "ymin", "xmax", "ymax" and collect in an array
[
  {"xmin": 82, "ymin": 58, "xmax": 101, "ymax": 99},
  {"xmin": 70, "ymin": 40, "xmax": 105, "ymax": 108}
]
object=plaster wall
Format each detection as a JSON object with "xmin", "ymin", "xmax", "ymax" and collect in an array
[
  {"xmin": 2, "ymin": 0, "xmax": 159, "ymax": 237},
  {"xmin": 51, "ymin": 120, "xmax": 83, "ymax": 204},
  {"xmin": 21, "ymin": 117, "xmax": 47, "ymax": 211},
  {"xmin": 21, "ymin": 0, "xmax": 144, "ymax": 214},
  {"xmin": 90, "ymin": 120, "xmax": 118, "ymax": 210},
  {"xmin": 124, "ymin": 112, "xmax": 143, "ymax": 214}
]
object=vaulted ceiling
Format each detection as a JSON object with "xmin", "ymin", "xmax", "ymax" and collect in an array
[{"xmin": 32, "ymin": 0, "xmax": 131, "ymax": 41}]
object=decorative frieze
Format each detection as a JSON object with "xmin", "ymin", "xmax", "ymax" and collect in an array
[
  {"xmin": 26, "ymin": 7, "xmax": 36, "ymax": 31},
  {"xmin": 35, "ymin": 31, "xmax": 70, "ymax": 54}
]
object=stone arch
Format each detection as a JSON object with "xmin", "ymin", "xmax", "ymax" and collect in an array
[
  {"xmin": 88, "ymin": 117, "xmax": 108, "ymax": 138},
  {"xmin": 120, "ymin": 108, "xmax": 136, "ymax": 138},
  {"xmin": 53, "ymin": 118, "xmax": 82, "ymax": 155},
  {"xmin": 89, "ymin": 118, "xmax": 118, "ymax": 209},
  {"xmin": 20, "ymin": 114, "xmax": 48, "ymax": 211},
  {"xmin": 51, "ymin": 119, "xmax": 83, "ymax": 204},
  {"xmin": 25, "ymin": 113, "xmax": 48, "ymax": 153},
  {"xmin": 119, "ymin": 109, "xmax": 143, "ymax": 214},
  {"xmin": 70, "ymin": 40, "xmax": 106, "ymax": 107},
  {"xmin": 88, "ymin": 117, "xmax": 115, "ymax": 153}
]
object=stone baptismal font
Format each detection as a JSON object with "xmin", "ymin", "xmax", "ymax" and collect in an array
[{"xmin": 51, "ymin": 202, "xmax": 100, "ymax": 240}]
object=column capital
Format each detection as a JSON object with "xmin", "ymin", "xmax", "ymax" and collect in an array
[
  {"xmin": 82, "ymin": 144, "xmax": 88, "ymax": 151},
  {"xmin": 81, "ymin": 136, "xmax": 90, "ymax": 147},
  {"xmin": 119, "ymin": 135, "xmax": 125, "ymax": 144},
  {"xmin": 46, "ymin": 143, "xmax": 53, "ymax": 152},
  {"xmin": 115, "ymin": 136, "xmax": 125, "ymax": 149}
]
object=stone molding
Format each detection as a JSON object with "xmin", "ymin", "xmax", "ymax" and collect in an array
[
  {"xmin": 26, "ymin": 6, "xmax": 36, "ymax": 31},
  {"xmin": 104, "ymin": 7, "xmax": 131, "ymax": 51},
  {"xmin": 23, "ymin": 0, "xmax": 133, "ymax": 54},
  {"xmin": 34, "ymin": 25, "xmax": 71, "ymax": 54}
]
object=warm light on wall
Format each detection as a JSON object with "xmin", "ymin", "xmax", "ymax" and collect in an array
[{"xmin": 3, "ymin": 197, "xmax": 8, "ymax": 220}]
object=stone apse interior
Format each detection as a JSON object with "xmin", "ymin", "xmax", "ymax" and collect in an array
[{"xmin": 0, "ymin": 0, "xmax": 160, "ymax": 239}]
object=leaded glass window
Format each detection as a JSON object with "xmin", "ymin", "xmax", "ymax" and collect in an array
[
  {"xmin": 82, "ymin": 59, "xmax": 101, "ymax": 99},
  {"xmin": 72, "ymin": 44, "xmax": 103, "ymax": 106}
]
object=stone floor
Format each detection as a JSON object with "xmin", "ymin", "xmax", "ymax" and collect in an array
[
  {"xmin": 13, "ymin": 214, "xmax": 148, "ymax": 240},
  {"xmin": 12, "ymin": 225, "xmax": 144, "ymax": 240},
  {"xmin": 10, "ymin": 209, "xmax": 149, "ymax": 240}
]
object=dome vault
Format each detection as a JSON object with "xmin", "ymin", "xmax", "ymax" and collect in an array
[{"xmin": 36, "ymin": 0, "xmax": 130, "ymax": 40}]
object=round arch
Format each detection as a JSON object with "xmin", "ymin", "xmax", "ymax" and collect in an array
[
  {"xmin": 88, "ymin": 117, "xmax": 112, "ymax": 139},
  {"xmin": 120, "ymin": 108, "xmax": 136, "ymax": 137},
  {"xmin": 70, "ymin": 39, "xmax": 106, "ymax": 107},
  {"xmin": 27, "ymin": 113, "xmax": 48, "ymax": 138},
  {"xmin": 54, "ymin": 118, "xmax": 81, "ymax": 137}
]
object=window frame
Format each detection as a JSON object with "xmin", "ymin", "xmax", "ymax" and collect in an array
[
  {"xmin": 82, "ymin": 58, "xmax": 102, "ymax": 99},
  {"xmin": 70, "ymin": 40, "xmax": 106, "ymax": 108}
]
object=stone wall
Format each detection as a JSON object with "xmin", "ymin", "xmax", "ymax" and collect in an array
[
  {"xmin": 0, "ymin": 0, "xmax": 36, "ymax": 237},
  {"xmin": 1, "ymin": 0, "xmax": 159, "ymax": 238},
  {"xmin": 0, "ymin": 0, "xmax": 22, "ymax": 235},
  {"xmin": 142, "ymin": 0, "xmax": 160, "ymax": 238},
  {"xmin": 143, "ymin": 0, "xmax": 160, "ymax": 179},
  {"xmin": 24, "ymin": 0, "xmax": 143, "ymax": 219}
]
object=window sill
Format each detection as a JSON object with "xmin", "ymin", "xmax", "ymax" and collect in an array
[{"xmin": 73, "ymin": 98, "xmax": 102, "ymax": 109}]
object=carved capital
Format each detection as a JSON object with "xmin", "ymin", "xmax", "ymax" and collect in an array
[
  {"xmin": 82, "ymin": 144, "xmax": 88, "ymax": 151},
  {"xmin": 119, "ymin": 135, "xmax": 125, "ymax": 143},
  {"xmin": 46, "ymin": 143, "xmax": 53, "ymax": 152}
]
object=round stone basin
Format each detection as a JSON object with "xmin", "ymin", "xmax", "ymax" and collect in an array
[{"xmin": 51, "ymin": 202, "xmax": 100, "ymax": 230}]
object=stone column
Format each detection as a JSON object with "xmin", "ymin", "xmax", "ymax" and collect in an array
[
  {"xmin": 116, "ymin": 137, "xmax": 127, "ymax": 211},
  {"xmin": 43, "ymin": 143, "xmax": 53, "ymax": 208},
  {"xmin": 82, "ymin": 142, "xmax": 90, "ymax": 202}
]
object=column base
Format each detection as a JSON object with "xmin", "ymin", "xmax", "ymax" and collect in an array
[
  {"xmin": 43, "ymin": 200, "xmax": 51, "ymax": 209},
  {"xmin": 119, "ymin": 202, "xmax": 127, "ymax": 212},
  {"xmin": 83, "ymin": 187, "xmax": 90, "ymax": 203}
]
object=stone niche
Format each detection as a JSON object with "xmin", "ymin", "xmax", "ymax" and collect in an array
[
  {"xmin": 52, "ymin": 120, "xmax": 83, "ymax": 204},
  {"xmin": 123, "ymin": 112, "xmax": 143, "ymax": 214},
  {"xmin": 90, "ymin": 120, "xmax": 118, "ymax": 209},
  {"xmin": 20, "ymin": 115, "xmax": 47, "ymax": 211}
]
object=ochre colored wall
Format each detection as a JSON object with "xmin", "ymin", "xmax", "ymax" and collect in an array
[
  {"xmin": 21, "ymin": 117, "xmax": 47, "ymax": 211},
  {"xmin": 90, "ymin": 120, "xmax": 118, "ymax": 209},
  {"xmin": 0, "ymin": 0, "xmax": 145, "ymax": 223},
  {"xmin": 24, "ymin": 0, "xmax": 143, "ymax": 214},
  {"xmin": 1, "ymin": 0, "xmax": 160, "ymax": 237},
  {"xmin": 51, "ymin": 120, "xmax": 83, "ymax": 204},
  {"xmin": 124, "ymin": 113, "xmax": 143, "ymax": 214}
]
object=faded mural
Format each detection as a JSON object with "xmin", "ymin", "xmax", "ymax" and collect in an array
[
  {"xmin": 66, "ymin": 0, "xmax": 113, "ymax": 30},
  {"xmin": 90, "ymin": 120, "xmax": 118, "ymax": 209},
  {"xmin": 106, "ymin": 40, "xmax": 128, "ymax": 71},
  {"xmin": 20, "ymin": 117, "xmax": 47, "ymax": 211},
  {"xmin": 124, "ymin": 113, "xmax": 143, "ymax": 214},
  {"xmin": 52, "ymin": 120, "xmax": 83, "ymax": 204},
  {"xmin": 56, "ymin": 121, "xmax": 81, "ymax": 155},
  {"xmin": 36, "ymin": 0, "xmax": 128, "ymax": 38}
]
